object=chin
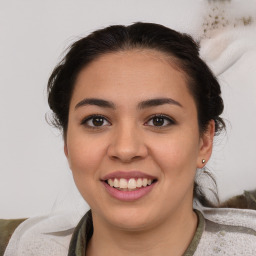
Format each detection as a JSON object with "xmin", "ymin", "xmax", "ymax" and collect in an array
[{"xmin": 103, "ymin": 206, "xmax": 158, "ymax": 231}]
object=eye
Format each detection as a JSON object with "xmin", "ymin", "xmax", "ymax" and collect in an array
[
  {"xmin": 145, "ymin": 115, "xmax": 175, "ymax": 127},
  {"xmin": 81, "ymin": 115, "xmax": 111, "ymax": 128}
]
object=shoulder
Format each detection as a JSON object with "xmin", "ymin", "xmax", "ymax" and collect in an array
[
  {"xmin": 0, "ymin": 219, "xmax": 26, "ymax": 256},
  {"xmin": 195, "ymin": 207, "xmax": 256, "ymax": 255},
  {"xmin": 2, "ymin": 212, "xmax": 81, "ymax": 256}
]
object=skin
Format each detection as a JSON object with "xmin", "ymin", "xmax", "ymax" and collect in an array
[{"xmin": 64, "ymin": 49, "xmax": 215, "ymax": 256}]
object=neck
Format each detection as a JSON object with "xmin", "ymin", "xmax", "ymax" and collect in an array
[{"xmin": 86, "ymin": 206, "xmax": 198, "ymax": 256}]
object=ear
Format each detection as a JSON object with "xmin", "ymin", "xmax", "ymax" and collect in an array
[
  {"xmin": 64, "ymin": 143, "xmax": 72, "ymax": 170},
  {"xmin": 197, "ymin": 120, "xmax": 215, "ymax": 168},
  {"xmin": 64, "ymin": 143, "xmax": 69, "ymax": 158}
]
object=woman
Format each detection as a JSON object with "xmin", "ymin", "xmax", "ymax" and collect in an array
[{"xmin": 1, "ymin": 22, "xmax": 256, "ymax": 256}]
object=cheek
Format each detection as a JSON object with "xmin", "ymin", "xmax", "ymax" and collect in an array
[
  {"xmin": 67, "ymin": 135, "xmax": 106, "ymax": 178},
  {"xmin": 149, "ymin": 131, "xmax": 199, "ymax": 177},
  {"xmin": 66, "ymin": 135, "xmax": 108, "ymax": 206}
]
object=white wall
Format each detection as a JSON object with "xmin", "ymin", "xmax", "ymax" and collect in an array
[{"xmin": 0, "ymin": 0, "xmax": 255, "ymax": 218}]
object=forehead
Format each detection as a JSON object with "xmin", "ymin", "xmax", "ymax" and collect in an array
[
  {"xmin": 71, "ymin": 49, "xmax": 194, "ymax": 108},
  {"xmin": 81, "ymin": 49, "xmax": 183, "ymax": 78}
]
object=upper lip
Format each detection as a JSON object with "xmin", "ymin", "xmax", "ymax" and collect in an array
[{"xmin": 101, "ymin": 171, "xmax": 158, "ymax": 181}]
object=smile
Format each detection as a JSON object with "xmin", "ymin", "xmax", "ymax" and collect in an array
[
  {"xmin": 101, "ymin": 171, "xmax": 158, "ymax": 201},
  {"xmin": 107, "ymin": 178, "xmax": 154, "ymax": 191}
]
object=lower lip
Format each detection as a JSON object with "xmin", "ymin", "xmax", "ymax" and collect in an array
[{"xmin": 102, "ymin": 181, "xmax": 157, "ymax": 201}]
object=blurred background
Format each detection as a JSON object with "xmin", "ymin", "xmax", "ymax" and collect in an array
[{"xmin": 0, "ymin": 0, "xmax": 256, "ymax": 218}]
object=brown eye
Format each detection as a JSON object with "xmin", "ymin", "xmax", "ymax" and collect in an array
[
  {"xmin": 92, "ymin": 117, "xmax": 104, "ymax": 126},
  {"xmin": 145, "ymin": 115, "xmax": 174, "ymax": 127},
  {"xmin": 152, "ymin": 116, "xmax": 165, "ymax": 126},
  {"xmin": 82, "ymin": 115, "xmax": 111, "ymax": 128}
]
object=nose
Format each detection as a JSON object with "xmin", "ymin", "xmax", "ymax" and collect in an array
[{"xmin": 107, "ymin": 123, "xmax": 148, "ymax": 163}]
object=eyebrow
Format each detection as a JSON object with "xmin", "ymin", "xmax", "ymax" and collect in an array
[
  {"xmin": 75, "ymin": 97, "xmax": 182, "ymax": 110},
  {"xmin": 138, "ymin": 98, "xmax": 183, "ymax": 109},
  {"xmin": 75, "ymin": 98, "xmax": 116, "ymax": 109}
]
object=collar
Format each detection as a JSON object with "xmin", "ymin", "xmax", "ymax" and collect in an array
[{"xmin": 67, "ymin": 209, "xmax": 205, "ymax": 256}]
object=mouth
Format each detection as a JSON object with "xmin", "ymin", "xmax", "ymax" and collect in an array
[
  {"xmin": 104, "ymin": 178, "xmax": 158, "ymax": 191},
  {"xmin": 101, "ymin": 171, "xmax": 158, "ymax": 201}
]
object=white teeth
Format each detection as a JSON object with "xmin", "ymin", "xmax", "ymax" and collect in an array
[
  {"xmin": 113, "ymin": 178, "xmax": 119, "ymax": 188},
  {"xmin": 107, "ymin": 178, "xmax": 154, "ymax": 189},
  {"xmin": 136, "ymin": 178, "xmax": 142, "ymax": 187},
  {"xmin": 147, "ymin": 179, "xmax": 153, "ymax": 185},
  {"xmin": 128, "ymin": 178, "xmax": 137, "ymax": 189},
  {"xmin": 119, "ymin": 178, "xmax": 128, "ymax": 189},
  {"xmin": 142, "ymin": 178, "xmax": 148, "ymax": 187},
  {"xmin": 109, "ymin": 179, "xmax": 114, "ymax": 187}
]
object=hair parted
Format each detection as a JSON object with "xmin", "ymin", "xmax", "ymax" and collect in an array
[{"xmin": 47, "ymin": 22, "xmax": 225, "ymax": 207}]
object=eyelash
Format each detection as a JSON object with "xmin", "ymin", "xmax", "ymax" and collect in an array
[
  {"xmin": 81, "ymin": 114, "xmax": 111, "ymax": 129},
  {"xmin": 81, "ymin": 114, "xmax": 175, "ymax": 129},
  {"xmin": 145, "ymin": 114, "xmax": 175, "ymax": 127}
]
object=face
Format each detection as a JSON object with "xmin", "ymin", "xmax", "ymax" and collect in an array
[{"xmin": 65, "ymin": 50, "xmax": 214, "ymax": 231}]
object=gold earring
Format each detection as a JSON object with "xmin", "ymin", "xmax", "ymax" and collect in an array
[{"xmin": 202, "ymin": 159, "xmax": 206, "ymax": 164}]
